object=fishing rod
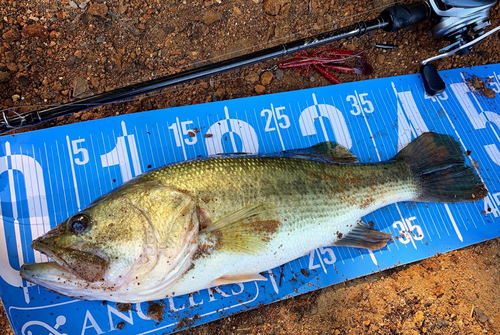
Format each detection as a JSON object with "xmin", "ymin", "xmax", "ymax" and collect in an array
[{"xmin": 0, "ymin": 0, "xmax": 498, "ymax": 134}]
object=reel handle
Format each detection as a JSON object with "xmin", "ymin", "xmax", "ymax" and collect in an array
[{"xmin": 420, "ymin": 63, "xmax": 446, "ymax": 96}]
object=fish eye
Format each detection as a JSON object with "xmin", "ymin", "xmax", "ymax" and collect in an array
[{"xmin": 68, "ymin": 213, "xmax": 90, "ymax": 235}]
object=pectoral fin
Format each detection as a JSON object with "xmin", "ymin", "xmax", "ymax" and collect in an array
[
  {"xmin": 203, "ymin": 203, "xmax": 279, "ymax": 255},
  {"xmin": 211, "ymin": 273, "xmax": 267, "ymax": 286},
  {"xmin": 334, "ymin": 221, "xmax": 392, "ymax": 250}
]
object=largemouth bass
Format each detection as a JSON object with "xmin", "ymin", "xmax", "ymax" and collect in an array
[{"xmin": 20, "ymin": 133, "xmax": 487, "ymax": 302}]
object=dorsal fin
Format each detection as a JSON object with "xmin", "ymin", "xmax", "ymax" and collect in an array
[
  {"xmin": 203, "ymin": 142, "xmax": 357, "ymax": 163},
  {"xmin": 286, "ymin": 142, "xmax": 358, "ymax": 163}
]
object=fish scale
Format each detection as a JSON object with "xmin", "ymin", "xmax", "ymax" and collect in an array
[
  {"xmin": 145, "ymin": 157, "xmax": 416, "ymax": 224},
  {"xmin": 136, "ymin": 156, "xmax": 419, "ymax": 297},
  {"xmin": 20, "ymin": 133, "xmax": 487, "ymax": 302}
]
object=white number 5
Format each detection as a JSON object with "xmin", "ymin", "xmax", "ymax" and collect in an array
[{"xmin": 71, "ymin": 139, "xmax": 89, "ymax": 165}]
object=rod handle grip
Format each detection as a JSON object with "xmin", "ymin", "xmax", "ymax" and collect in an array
[{"xmin": 381, "ymin": 2, "xmax": 431, "ymax": 32}]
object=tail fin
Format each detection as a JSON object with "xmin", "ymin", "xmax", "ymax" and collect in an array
[{"xmin": 395, "ymin": 132, "xmax": 487, "ymax": 203}]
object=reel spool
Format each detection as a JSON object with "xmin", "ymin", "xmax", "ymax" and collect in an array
[{"xmin": 421, "ymin": 0, "xmax": 499, "ymax": 95}]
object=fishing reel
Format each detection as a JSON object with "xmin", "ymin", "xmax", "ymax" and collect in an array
[
  {"xmin": 1, "ymin": 0, "xmax": 498, "ymax": 133},
  {"xmin": 421, "ymin": 0, "xmax": 500, "ymax": 95}
]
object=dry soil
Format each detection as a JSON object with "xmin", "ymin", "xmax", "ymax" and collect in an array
[{"xmin": 1, "ymin": 0, "xmax": 500, "ymax": 334}]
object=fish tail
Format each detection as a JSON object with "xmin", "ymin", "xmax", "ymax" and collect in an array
[{"xmin": 395, "ymin": 133, "xmax": 488, "ymax": 203}]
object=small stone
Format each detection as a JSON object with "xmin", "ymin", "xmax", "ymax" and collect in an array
[
  {"xmin": 233, "ymin": 6, "xmax": 242, "ymax": 16},
  {"xmin": 202, "ymin": 11, "xmax": 222, "ymax": 25},
  {"xmin": 90, "ymin": 77, "xmax": 100, "ymax": 88},
  {"xmin": 12, "ymin": 94, "xmax": 20, "ymax": 102},
  {"xmin": 254, "ymin": 84, "xmax": 265, "ymax": 94},
  {"xmin": 53, "ymin": 81, "xmax": 63, "ymax": 91},
  {"xmin": 40, "ymin": 91, "xmax": 54, "ymax": 100},
  {"xmin": 260, "ymin": 71, "xmax": 273, "ymax": 85},
  {"xmin": 483, "ymin": 88, "xmax": 496, "ymax": 98},
  {"xmin": 68, "ymin": 0, "xmax": 78, "ymax": 9},
  {"xmin": 275, "ymin": 69, "xmax": 284, "ymax": 80},
  {"xmin": 414, "ymin": 311, "xmax": 425, "ymax": 327},
  {"xmin": 363, "ymin": 320, "xmax": 371, "ymax": 327},
  {"xmin": 80, "ymin": 111, "xmax": 93, "ymax": 121},
  {"xmin": 437, "ymin": 318, "xmax": 449, "ymax": 327},
  {"xmin": 215, "ymin": 87, "xmax": 226, "ymax": 99},
  {"xmin": 0, "ymin": 71, "xmax": 10, "ymax": 83},
  {"xmin": 434, "ymin": 286, "xmax": 444, "ymax": 298},
  {"xmin": 2, "ymin": 29, "xmax": 21, "ymax": 42},
  {"xmin": 3, "ymin": 99, "xmax": 14, "ymax": 107},
  {"xmin": 50, "ymin": 30, "xmax": 61, "ymax": 39},
  {"xmin": 263, "ymin": 0, "xmax": 281, "ymax": 15},
  {"xmin": 117, "ymin": 3, "xmax": 128, "ymax": 14},
  {"xmin": 17, "ymin": 74, "xmax": 30, "ymax": 86},
  {"xmin": 246, "ymin": 73, "xmax": 259, "ymax": 84},
  {"xmin": 73, "ymin": 77, "xmax": 90, "ymax": 97},
  {"xmin": 88, "ymin": 3, "xmax": 109, "ymax": 18},
  {"xmin": 126, "ymin": 106, "xmax": 138, "ymax": 114},
  {"xmin": 6, "ymin": 63, "xmax": 17, "ymax": 72},
  {"xmin": 65, "ymin": 55, "xmax": 77, "ymax": 66},
  {"xmin": 373, "ymin": 0, "xmax": 395, "ymax": 7},
  {"xmin": 74, "ymin": 50, "xmax": 83, "ymax": 58},
  {"xmin": 376, "ymin": 54, "xmax": 386, "ymax": 64},
  {"xmin": 22, "ymin": 24, "xmax": 49, "ymax": 39},
  {"xmin": 474, "ymin": 307, "xmax": 489, "ymax": 324}
]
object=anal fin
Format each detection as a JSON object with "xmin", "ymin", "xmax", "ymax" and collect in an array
[
  {"xmin": 334, "ymin": 221, "xmax": 391, "ymax": 250},
  {"xmin": 211, "ymin": 273, "xmax": 267, "ymax": 286}
]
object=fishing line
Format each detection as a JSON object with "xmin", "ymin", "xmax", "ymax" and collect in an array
[
  {"xmin": 1, "ymin": 1, "xmax": 402, "ymax": 114},
  {"xmin": 0, "ymin": 74, "xmax": 253, "ymax": 117},
  {"xmin": 0, "ymin": 43, "xmax": 378, "ymax": 118},
  {"xmin": 145, "ymin": 1, "xmax": 401, "ymax": 74},
  {"xmin": 2, "ymin": 0, "xmax": 497, "ymax": 132}
]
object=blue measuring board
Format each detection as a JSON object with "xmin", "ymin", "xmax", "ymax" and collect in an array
[{"xmin": 1, "ymin": 64, "xmax": 499, "ymax": 335}]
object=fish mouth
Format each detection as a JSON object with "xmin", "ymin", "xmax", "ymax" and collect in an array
[
  {"xmin": 20, "ymin": 239, "xmax": 109, "ymax": 284},
  {"xmin": 20, "ymin": 261, "xmax": 80, "ymax": 286}
]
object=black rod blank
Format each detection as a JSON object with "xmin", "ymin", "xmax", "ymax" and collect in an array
[{"xmin": 0, "ymin": 1, "xmax": 431, "ymax": 134}]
